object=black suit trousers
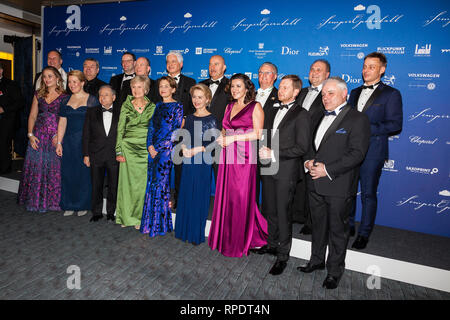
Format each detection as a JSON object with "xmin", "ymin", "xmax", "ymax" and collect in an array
[
  {"xmin": 261, "ymin": 175, "xmax": 297, "ymax": 262},
  {"xmin": 308, "ymin": 190, "xmax": 352, "ymax": 279},
  {"xmin": 90, "ymin": 161, "xmax": 119, "ymax": 217}
]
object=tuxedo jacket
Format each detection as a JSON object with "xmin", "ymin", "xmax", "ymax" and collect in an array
[
  {"xmin": 261, "ymin": 102, "xmax": 311, "ymax": 181},
  {"xmin": 82, "ymin": 104, "xmax": 120, "ymax": 166},
  {"xmin": 83, "ymin": 77, "xmax": 107, "ymax": 98},
  {"xmin": 109, "ymin": 73, "xmax": 125, "ymax": 95},
  {"xmin": 200, "ymin": 77, "xmax": 230, "ymax": 130},
  {"xmin": 155, "ymin": 74, "xmax": 196, "ymax": 116},
  {"xmin": 348, "ymin": 82, "xmax": 402, "ymax": 160},
  {"xmin": 306, "ymin": 105, "xmax": 370, "ymax": 197},
  {"xmin": 296, "ymin": 87, "xmax": 325, "ymax": 131}
]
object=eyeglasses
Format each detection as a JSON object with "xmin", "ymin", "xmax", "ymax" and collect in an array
[{"xmin": 258, "ymin": 71, "xmax": 275, "ymax": 76}]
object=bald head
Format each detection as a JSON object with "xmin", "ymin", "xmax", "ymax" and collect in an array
[{"xmin": 209, "ymin": 55, "xmax": 226, "ymax": 80}]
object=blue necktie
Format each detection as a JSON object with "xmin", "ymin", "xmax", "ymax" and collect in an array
[{"xmin": 324, "ymin": 110, "xmax": 336, "ymax": 116}]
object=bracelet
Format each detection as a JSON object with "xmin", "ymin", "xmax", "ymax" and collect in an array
[
  {"xmin": 27, "ymin": 133, "xmax": 34, "ymax": 138},
  {"xmin": 57, "ymin": 141, "xmax": 62, "ymax": 145}
]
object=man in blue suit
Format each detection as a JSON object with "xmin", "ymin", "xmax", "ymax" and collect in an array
[{"xmin": 348, "ymin": 52, "xmax": 403, "ymax": 250}]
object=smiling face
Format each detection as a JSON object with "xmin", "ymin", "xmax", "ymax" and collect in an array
[
  {"xmin": 159, "ymin": 79, "xmax": 176, "ymax": 100},
  {"xmin": 309, "ymin": 61, "xmax": 329, "ymax": 87},
  {"xmin": 68, "ymin": 75, "xmax": 84, "ymax": 94},
  {"xmin": 83, "ymin": 60, "xmax": 99, "ymax": 81},
  {"xmin": 191, "ymin": 89, "xmax": 209, "ymax": 110},
  {"xmin": 42, "ymin": 69, "xmax": 58, "ymax": 88},
  {"xmin": 121, "ymin": 54, "xmax": 135, "ymax": 74},
  {"xmin": 230, "ymin": 78, "xmax": 247, "ymax": 101},
  {"xmin": 277, "ymin": 78, "xmax": 300, "ymax": 104},
  {"xmin": 258, "ymin": 64, "xmax": 277, "ymax": 90},
  {"xmin": 321, "ymin": 80, "xmax": 347, "ymax": 111},
  {"xmin": 166, "ymin": 54, "xmax": 182, "ymax": 77},
  {"xmin": 99, "ymin": 87, "xmax": 115, "ymax": 108},
  {"xmin": 362, "ymin": 57, "xmax": 386, "ymax": 85},
  {"xmin": 131, "ymin": 80, "xmax": 146, "ymax": 98},
  {"xmin": 47, "ymin": 51, "xmax": 62, "ymax": 69}
]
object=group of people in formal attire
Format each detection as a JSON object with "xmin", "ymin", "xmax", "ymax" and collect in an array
[{"xmin": 15, "ymin": 48, "xmax": 403, "ymax": 289}]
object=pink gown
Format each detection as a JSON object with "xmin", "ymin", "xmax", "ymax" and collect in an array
[{"xmin": 208, "ymin": 101, "xmax": 268, "ymax": 257}]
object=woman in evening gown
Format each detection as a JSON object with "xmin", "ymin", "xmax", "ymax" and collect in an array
[
  {"xmin": 175, "ymin": 83, "xmax": 218, "ymax": 245},
  {"xmin": 115, "ymin": 76, "xmax": 156, "ymax": 228},
  {"xmin": 140, "ymin": 76, "xmax": 183, "ymax": 236},
  {"xmin": 208, "ymin": 73, "xmax": 268, "ymax": 257},
  {"xmin": 18, "ymin": 66, "xmax": 67, "ymax": 212}
]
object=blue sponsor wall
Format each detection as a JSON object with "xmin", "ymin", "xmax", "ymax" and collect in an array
[{"xmin": 43, "ymin": 0, "xmax": 450, "ymax": 237}]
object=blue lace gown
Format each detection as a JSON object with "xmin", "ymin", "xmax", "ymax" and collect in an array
[
  {"xmin": 175, "ymin": 114, "xmax": 218, "ymax": 244},
  {"xmin": 59, "ymin": 94, "xmax": 98, "ymax": 211},
  {"xmin": 140, "ymin": 101, "xmax": 183, "ymax": 236}
]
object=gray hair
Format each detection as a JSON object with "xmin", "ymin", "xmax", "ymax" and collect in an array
[
  {"xmin": 259, "ymin": 61, "xmax": 278, "ymax": 75},
  {"xmin": 98, "ymin": 84, "xmax": 116, "ymax": 96},
  {"xmin": 166, "ymin": 51, "xmax": 183, "ymax": 64},
  {"xmin": 323, "ymin": 76, "xmax": 347, "ymax": 92}
]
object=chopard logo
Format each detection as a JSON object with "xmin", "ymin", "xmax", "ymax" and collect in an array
[
  {"xmin": 99, "ymin": 23, "xmax": 148, "ymax": 35},
  {"xmin": 160, "ymin": 21, "xmax": 218, "ymax": 33},
  {"xmin": 231, "ymin": 17, "xmax": 302, "ymax": 31},
  {"xmin": 409, "ymin": 136, "xmax": 438, "ymax": 146}
]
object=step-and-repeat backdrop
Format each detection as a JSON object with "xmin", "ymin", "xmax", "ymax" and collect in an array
[{"xmin": 43, "ymin": 0, "xmax": 449, "ymax": 237}]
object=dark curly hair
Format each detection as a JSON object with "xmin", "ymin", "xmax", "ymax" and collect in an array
[{"xmin": 226, "ymin": 73, "xmax": 256, "ymax": 104}]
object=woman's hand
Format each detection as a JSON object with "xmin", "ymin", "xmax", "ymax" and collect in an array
[
  {"xmin": 148, "ymin": 145, "xmax": 158, "ymax": 159},
  {"xmin": 29, "ymin": 135, "xmax": 40, "ymax": 150},
  {"xmin": 182, "ymin": 148, "xmax": 192, "ymax": 158},
  {"xmin": 55, "ymin": 143, "xmax": 62, "ymax": 157},
  {"xmin": 217, "ymin": 135, "xmax": 235, "ymax": 148},
  {"xmin": 116, "ymin": 155, "xmax": 126, "ymax": 163},
  {"xmin": 51, "ymin": 135, "xmax": 58, "ymax": 148}
]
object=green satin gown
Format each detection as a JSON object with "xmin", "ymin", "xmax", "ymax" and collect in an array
[{"xmin": 115, "ymin": 95, "xmax": 155, "ymax": 226}]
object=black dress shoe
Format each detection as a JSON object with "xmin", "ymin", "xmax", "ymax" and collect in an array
[
  {"xmin": 322, "ymin": 275, "xmax": 339, "ymax": 289},
  {"xmin": 349, "ymin": 226, "xmax": 355, "ymax": 237},
  {"xmin": 106, "ymin": 214, "xmax": 115, "ymax": 221},
  {"xmin": 249, "ymin": 245, "xmax": 277, "ymax": 256},
  {"xmin": 297, "ymin": 262, "xmax": 325, "ymax": 273},
  {"xmin": 269, "ymin": 260, "xmax": 287, "ymax": 276},
  {"xmin": 352, "ymin": 235, "xmax": 369, "ymax": 250},
  {"xmin": 300, "ymin": 225, "xmax": 312, "ymax": 235},
  {"xmin": 90, "ymin": 215, "xmax": 103, "ymax": 222}
]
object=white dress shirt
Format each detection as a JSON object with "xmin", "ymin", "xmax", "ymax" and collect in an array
[
  {"xmin": 208, "ymin": 76, "xmax": 223, "ymax": 97},
  {"xmin": 102, "ymin": 105, "xmax": 113, "ymax": 136},
  {"xmin": 268, "ymin": 101, "xmax": 295, "ymax": 162},
  {"xmin": 357, "ymin": 82, "xmax": 380, "ymax": 112},
  {"xmin": 302, "ymin": 83, "xmax": 323, "ymax": 111},
  {"xmin": 256, "ymin": 86, "xmax": 274, "ymax": 108},
  {"xmin": 171, "ymin": 73, "xmax": 181, "ymax": 85}
]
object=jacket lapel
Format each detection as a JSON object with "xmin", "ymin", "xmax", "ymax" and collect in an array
[
  {"xmin": 361, "ymin": 83, "xmax": 385, "ymax": 114},
  {"xmin": 277, "ymin": 102, "xmax": 300, "ymax": 130}
]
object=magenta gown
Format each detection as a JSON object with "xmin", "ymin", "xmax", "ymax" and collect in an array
[{"xmin": 208, "ymin": 101, "xmax": 268, "ymax": 257}]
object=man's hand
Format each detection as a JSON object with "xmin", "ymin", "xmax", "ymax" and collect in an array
[
  {"xmin": 310, "ymin": 162, "xmax": 327, "ymax": 180},
  {"xmin": 259, "ymin": 146, "xmax": 272, "ymax": 160},
  {"xmin": 83, "ymin": 156, "xmax": 90, "ymax": 167}
]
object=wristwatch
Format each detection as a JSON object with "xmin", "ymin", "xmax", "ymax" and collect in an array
[{"xmin": 27, "ymin": 133, "xmax": 34, "ymax": 138}]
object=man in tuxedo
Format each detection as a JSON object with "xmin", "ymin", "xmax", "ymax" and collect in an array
[
  {"xmin": 165, "ymin": 51, "xmax": 196, "ymax": 209},
  {"xmin": 0, "ymin": 63, "xmax": 23, "ymax": 173},
  {"xmin": 255, "ymin": 62, "xmax": 278, "ymax": 208},
  {"xmin": 83, "ymin": 58, "xmax": 107, "ymax": 97},
  {"xmin": 116, "ymin": 56, "xmax": 159, "ymax": 107},
  {"xmin": 82, "ymin": 85, "xmax": 120, "ymax": 222},
  {"xmin": 109, "ymin": 51, "xmax": 136, "ymax": 107},
  {"xmin": 200, "ymin": 55, "xmax": 230, "ymax": 130},
  {"xmin": 251, "ymin": 75, "xmax": 311, "ymax": 276},
  {"xmin": 298, "ymin": 77, "xmax": 370, "ymax": 289},
  {"xmin": 293, "ymin": 59, "xmax": 330, "ymax": 235},
  {"xmin": 348, "ymin": 52, "xmax": 403, "ymax": 250},
  {"xmin": 34, "ymin": 50, "xmax": 67, "ymax": 91}
]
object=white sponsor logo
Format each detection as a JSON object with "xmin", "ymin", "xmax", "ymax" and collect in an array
[
  {"xmin": 104, "ymin": 46, "xmax": 112, "ymax": 55},
  {"xmin": 317, "ymin": 5, "xmax": 403, "ymax": 30},
  {"xmin": 116, "ymin": 48, "xmax": 128, "ymax": 53},
  {"xmin": 160, "ymin": 20, "xmax": 218, "ymax": 34},
  {"xmin": 101, "ymin": 66, "xmax": 118, "ymax": 70},
  {"xmin": 195, "ymin": 47, "xmax": 217, "ymax": 55},
  {"xmin": 223, "ymin": 48, "xmax": 243, "ymax": 55},
  {"xmin": 408, "ymin": 73, "xmax": 440, "ymax": 79},
  {"xmin": 85, "ymin": 48, "xmax": 99, "ymax": 54},
  {"xmin": 231, "ymin": 17, "xmax": 301, "ymax": 32},
  {"xmin": 99, "ymin": 23, "xmax": 148, "ymax": 35},
  {"xmin": 405, "ymin": 166, "xmax": 439, "ymax": 175},
  {"xmin": 397, "ymin": 195, "xmax": 449, "ymax": 214},
  {"xmin": 423, "ymin": 11, "xmax": 450, "ymax": 28},
  {"xmin": 341, "ymin": 74, "xmax": 362, "ymax": 84},
  {"xmin": 427, "ymin": 83, "xmax": 436, "ymax": 90},
  {"xmin": 66, "ymin": 5, "xmax": 81, "ymax": 30},
  {"xmin": 248, "ymin": 43, "xmax": 273, "ymax": 60},
  {"xmin": 414, "ymin": 44, "xmax": 431, "ymax": 56},
  {"xmin": 409, "ymin": 136, "xmax": 438, "ymax": 146},
  {"xmin": 409, "ymin": 108, "xmax": 450, "ymax": 123},
  {"xmin": 383, "ymin": 159, "xmax": 398, "ymax": 172},
  {"xmin": 441, "ymin": 49, "xmax": 450, "ymax": 53},
  {"xmin": 377, "ymin": 46, "xmax": 405, "ymax": 55},
  {"xmin": 439, "ymin": 190, "xmax": 450, "ymax": 197},
  {"xmin": 281, "ymin": 46, "xmax": 300, "ymax": 55},
  {"xmin": 200, "ymin": 69, "xmax": 208, "ymax": 78},
  {"xmin": 308, "ymin": 46, "xmax": 329, "ymax": 57},
  {"xmin": 382, "ymin": 75, "xmax": 396, "ymax": 86},
  {"xmin": 341, "ymin": 43, "xmax": 368, "ymax": 48},
  {"xmin": 132, "ymin": 48, "xmax": 150, "ymax": 53}
]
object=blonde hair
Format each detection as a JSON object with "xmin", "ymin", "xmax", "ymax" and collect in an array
[
  {"xmin": 68, "ymin": 69, "xmax": 87, "ymax": 83},
  {"xmin": 37, "ymin": 66, "xmax": 65, "ymax": 98},
  {"xmin": 190, "ymin": 83, "xmax": 212, "ymax": 104},
  {"xmin": 130, "ymin": 75, "xmax": 150, "ymax": 95}
]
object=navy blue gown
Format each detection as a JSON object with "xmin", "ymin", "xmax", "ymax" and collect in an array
[
  {"xmin": 175, "ymin": 114, "xmax": 218, "ymax": 244},
  {"xmin": 59, "ymin": 94, "xmax": 98, "ymax": 211},
  {"xmin": 140, "ymin": 101, "xmax": 183, "ymax": 236}
]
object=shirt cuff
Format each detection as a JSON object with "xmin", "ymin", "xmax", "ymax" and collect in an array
[
  {"xmin": 323, "ymin": 165, "xmax": 332, "ymax": 181},
  {"xmin": 271, "ymin": 150, "xmax": 276, "ymax": 163}
]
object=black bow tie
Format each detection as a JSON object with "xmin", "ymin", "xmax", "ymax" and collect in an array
[
  {"xmin": 309, "ymin": 86, "xmax": 319, "ymax": 92},
  {"xmin": 279, "ymin": 103, "xmax": 291, "ymax": 110},
  {"xmin": 208, "ymin": 79, "xmax": 220, "ymax": 86},
  {"xmin": 362, "ymin": 82, "xmax": 380, "ymax": 90},
  {"xmin": 324, "ymin": 110, "xmax": 336, "ymax": 116},
  {"xmin": 172, "ymin": 76, "xmax": 179, "ymax": 82},
  {"xmin": 102, "ymin": 107, "xmax": 113, "ymax": 113}
]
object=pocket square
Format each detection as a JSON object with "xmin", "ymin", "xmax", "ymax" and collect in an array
[{"xmin": 335, "ymin": 128, "xmax": 347, "ymax": 134}]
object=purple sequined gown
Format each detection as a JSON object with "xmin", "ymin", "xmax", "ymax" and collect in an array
[
  {"xmin": 208, "ymin": 101, "xmax": 268, "ymax": 257},
  {"xmin": 18, "ymin": 92, "xmax": 68, "ymax": 212}
]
